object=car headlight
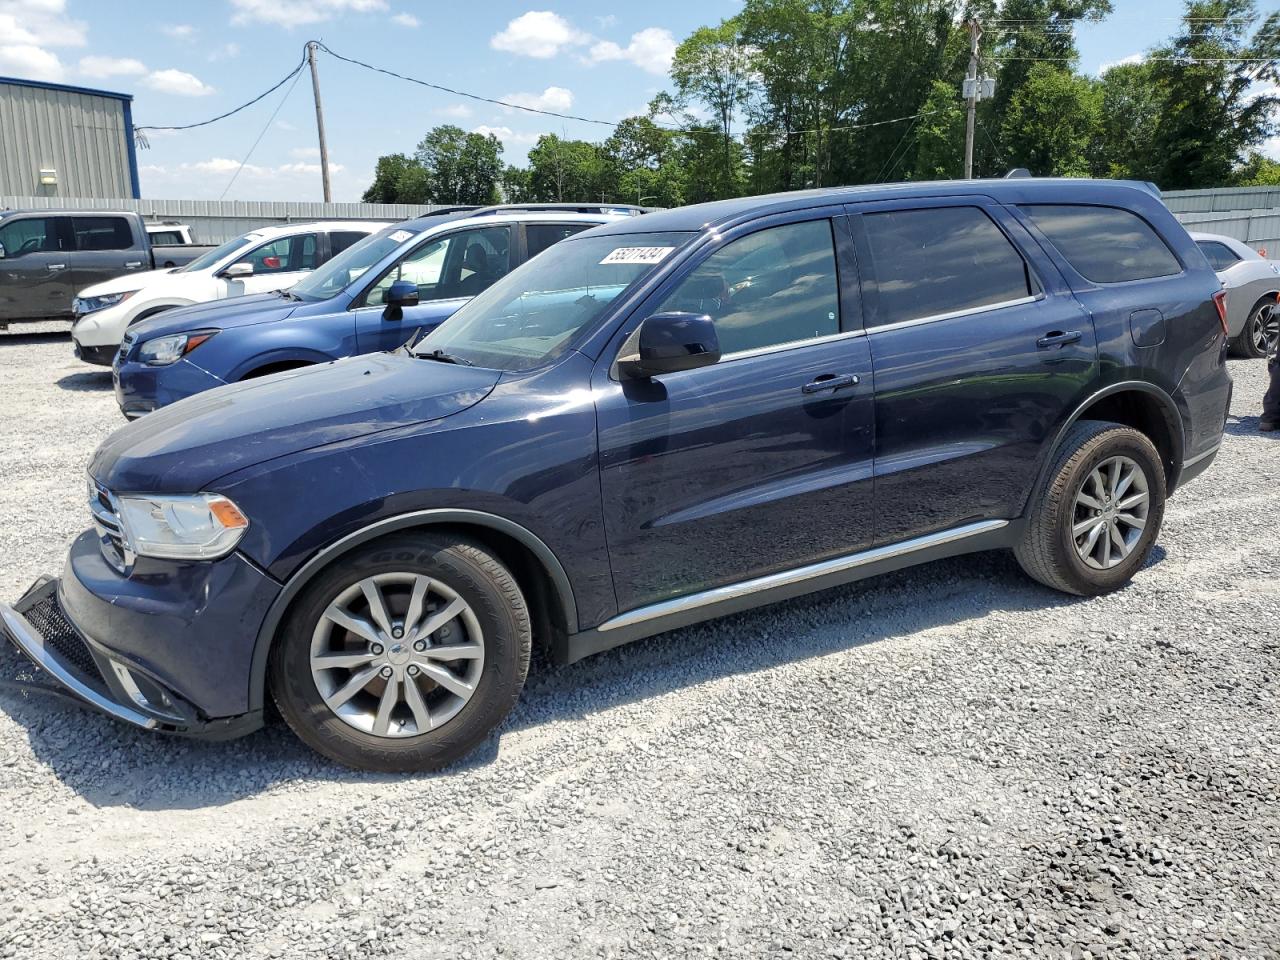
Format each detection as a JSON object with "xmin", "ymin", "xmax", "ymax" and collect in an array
[
  {"xmin": 75, "ymin": 291, "xmax": 135, "ymax": 315},
  {"xmin": 137, "ymin": 332, "xmax": 215, "ymax": 365},
  {"xmin": 116, "ymin": 493, "xmax": 249, "ymax": 560}
]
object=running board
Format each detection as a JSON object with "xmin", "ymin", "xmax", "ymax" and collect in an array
[{"xmin": 556, "ymin": 519, "xmax": 1013, "ymax": 665}]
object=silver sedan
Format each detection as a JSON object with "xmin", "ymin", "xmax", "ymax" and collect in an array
[{"xmin": 1191, "ymin": 231, "xmax": 1280, "ymax": 359}]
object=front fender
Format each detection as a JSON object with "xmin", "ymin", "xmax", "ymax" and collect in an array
[{"xmin": 225, "ymin": 347, "xmax": 338, "ymax": 381}]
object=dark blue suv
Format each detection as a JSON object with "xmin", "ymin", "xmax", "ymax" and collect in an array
[{"xmin": 2, "ymin": 180, "xmax": 1231, "ymax": 771}]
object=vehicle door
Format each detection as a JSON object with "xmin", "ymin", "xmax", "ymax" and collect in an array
[
  {"xmin": 223, "ymin": 233, "xmax": 321, "ymax": 297},
  {"xmin": 846, "ymin": 197, "xmax": 1096, "ymax": 546},
  {"xmin": 593, "ymin": 211, "xmax": 877, "ymax": 614},
  {"xmin": 352, "ymin": 224, "xmax": 512, "ymax": 353},
  {"xmin": 70, "ymin": 215, "xmax": 147, "ymax": 292},
  {"xmin": 0, "ymin": 215, "xmax": 75, "ymax": 320}
]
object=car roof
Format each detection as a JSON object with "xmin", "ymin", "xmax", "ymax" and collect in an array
[
  {"xmin": 402, "ymin": 209, "xmax": 632, "ymax": 238},
  {"xmin": 587, "ymin": 178, "xmax": 1165, "ymax": 236},
  {"xmin": 247, "ymin": 220, "xmax": 392, "ymax": 240}
]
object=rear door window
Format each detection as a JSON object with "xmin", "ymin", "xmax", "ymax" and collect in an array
[
  {"xmin": 526, "ymin": 222, "xmax": 593, "ymax": 259},
  {"xmin": 1196, "ymin": 240, "xmax": 1242, "ymax": 272},
  {"xmin": 1021, "ymin": 205, "xmax": 1181, "ymax": 283},
  {"xmin": 329, "ymin": 231, "xmax": 368, "ymax": 256},
  {"xmin": 71, "ymin": 216, "xmax": 133, "ymax": 251},
  {"xmin": 655, "ymin": 218, "xmax": 840, "ymax": 355},
  {"xmin": 862, "ymin": 206, "xmax": 1035, "ymax": 327}
]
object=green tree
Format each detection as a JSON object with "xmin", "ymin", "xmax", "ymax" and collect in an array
[
  {"xmin": 361, "ymin": 153, "xmax": 430, "ymax": 204},
  {"xmin": 1235, "ymin": 151, "xmax": 1280, "ymax": 185},
  {"xmin": 1090, "ymin": 61, "xmax": 1162, "ymax": 178},
  {"xmin": 525, "ymin": 135, "xmax": 617, "ymax": 202},
  {"xmin": 1001, "ymin": 63, "xmax": 1101, "ymax": 176},
  {"xmin": 414, "ymin": 125, "xmax": 504, "ymax": 204},
  {"xmin": 669, "ymin": 21, "xmax": 754, "ymax": 197}
]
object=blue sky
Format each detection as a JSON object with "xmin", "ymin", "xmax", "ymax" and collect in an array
[{"xmin": 0, "ymin": 0, "xmax": 1273, "ymax": 202}]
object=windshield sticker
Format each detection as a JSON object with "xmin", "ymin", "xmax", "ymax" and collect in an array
[
  {"xmin": 388, "ymin": 230, "xmax": 414, "ymax": 244},
  {"xmin": 599, "ymin": 246, "xmax": 675, "ymax": 265}
]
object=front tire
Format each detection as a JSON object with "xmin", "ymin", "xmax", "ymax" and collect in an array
[
  {"xmin": 1015, "ymin": 421, "xmax": 1166, "ymax": 596},
  {"xmin": 1231, "ymin": 298, "xmax": 1279, "ymax": 359},
  {"xmin": 270, "ymin": 533, "xmax": 531, "ymax": 772}
]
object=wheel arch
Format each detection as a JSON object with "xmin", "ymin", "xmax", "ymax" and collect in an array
[
  {"xmin": 246, "ymin": 509, "xmax": 578, "ymax": 712},
  {"xmin": 227, "ymin": 348, "xmax": 335, "ymax": 381},
  {"xmin": 1028, "ymin": 381, "xmax": 1185, "ymax": 510},
  {"xmin": 127, "ymin": 301, "xmax": 191, "ymax": 326}
]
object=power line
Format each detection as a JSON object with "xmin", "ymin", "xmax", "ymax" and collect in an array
[
  {"xmin": 135, "ymin": 55, "xmax": 307, "ymax": 133},
  {"xmin": 219, "ymin": 61, "xmax": 306, "ymax": 200}
]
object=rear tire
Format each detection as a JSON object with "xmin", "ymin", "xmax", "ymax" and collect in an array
[
  {"xmin": 1231, "ymin": 298, "xmax": 1279, "ymax": 359},
  {"xmin": 270, "ymin": 533, "xmax": 531, "ymax": 772},
  {"xmin": 1014, "ymin": 421, "xmax": 1166, "ymax": 596}
]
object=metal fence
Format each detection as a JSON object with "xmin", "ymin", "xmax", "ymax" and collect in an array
[
  {"xmin": 0, "ymin": 195, "xmax": 453, "ymax": 244},
  {"xmin": 1163, "ymin": 186, "xmax": 1280, "ymax": 254}
]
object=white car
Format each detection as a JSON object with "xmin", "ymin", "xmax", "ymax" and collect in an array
[
  {"xmin": 1190, "ymin": 232, "xmax": 1280, "ymax": 359},
  {"xmin": 71, "ymin": 220, "xmax": 389, "ymax": 365}
]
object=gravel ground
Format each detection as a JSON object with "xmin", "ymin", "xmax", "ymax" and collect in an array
[{"xmin": 0, "ymin": 327, "xmax": 1277, "ymax": 960}]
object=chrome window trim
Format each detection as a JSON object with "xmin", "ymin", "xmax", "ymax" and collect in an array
[
  {"xmin": 866, "ymin": 294, "xmax": 1042, "ymax": 336},
  {"xmin": 597, "ymin": 519, "xmax": 1008, "ymax": 632},
  {"xmin": 716, "ymin": 327, "xmax": 868, "ymax": 363}
]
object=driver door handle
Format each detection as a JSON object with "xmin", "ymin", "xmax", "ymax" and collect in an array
[
  {"xmin": 47, "ymin": 263, "xmax": 66, "ymax": 271},
  {"xmin": 1036, "ymin": 330, "xmax": 1082, "ymax": 348},
  {"xmin": 801, "ymin": 373, "xmax": 859, "ymax": 394}
]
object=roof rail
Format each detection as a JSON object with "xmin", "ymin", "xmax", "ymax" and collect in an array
[
  {"xmin": 467, "ymin": 202, "xmax": 651, "ymax": 217},
  {"xmin": 1004, "ymin": 168, "xmax": 1033, "ymax": 179}
]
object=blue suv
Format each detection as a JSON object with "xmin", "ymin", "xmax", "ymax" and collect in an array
[
  {"xmin": 2, "ymin": 180, "xmax": 1231, "ymax": 772},
  {"xmin": 112, "ymin": 205, "xmax": 642, "ymax": 418}
]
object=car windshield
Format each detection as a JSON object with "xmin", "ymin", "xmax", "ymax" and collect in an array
[
  {"xmin": 411, "ymin": 231, "xmax": 695, "ymax": 371},
  {"xmin": 291, "ymin": 225, "xmax": 422, "ymax": 301},
  {"xmin": 177, "ymin": 235, "xmax": 255, "ymax": 273}
]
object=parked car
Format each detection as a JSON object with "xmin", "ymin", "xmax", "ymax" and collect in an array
[
  {"xmin": 70, "ymin": 220, "xmax": 388, "ymax": 365},
  {"xmin": 144, "ymin": 222, "xmax": 198, "ymax": 252},
  {"xmin": 1190, "ymin": 231, "xmax": 1280, "ymax": 359},
  {"xmin": 0, "ymin": 209, "xmax": 214, "ymax": 330},
  {"xmin": 1, "ymin": 179, "xmax": 1231, "ymax": 772},
  {"xmin": 112, "ymin": 206, "xmax": 642, "ymax": 418}
]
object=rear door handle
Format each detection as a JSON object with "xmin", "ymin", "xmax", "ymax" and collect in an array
[
  {"xmin": 801, "ymin": 373, "xmax": 859, "ymax": 394},
  {"xmin": 1036, "ymin": 330, "xmax": 1082, "ymax": 348},
  {"xmin": 47, "ymin": 263, "xmax": 66, "ymax": 271}
]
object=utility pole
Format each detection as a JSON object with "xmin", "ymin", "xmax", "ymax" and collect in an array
[
  {"xmin": 963, "ymin": 19, "xmax": 981, "ymax": 179},
  {"xmin": 306, "ymin": 41, "xmax": 333, "ymax": 203}
]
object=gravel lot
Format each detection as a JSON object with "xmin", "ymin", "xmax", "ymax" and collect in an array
[{"xmin": 0, "ymin": 327, "xmax": 1277, "ymax": 960}]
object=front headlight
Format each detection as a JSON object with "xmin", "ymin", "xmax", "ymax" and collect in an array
[
  {"xmin": 75, "ymin": 291, "xmax": 135, "ymax": 315},
  {"xmin": 138, "ymin": 332, "xmax": 215, "ymax": 365},
  {"xmin": 116, "ymin": 493, "xmax": 249, "ymax": 560}
]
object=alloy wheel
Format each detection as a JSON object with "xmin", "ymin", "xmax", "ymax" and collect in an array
[
  {"xmin": 1252, "ymin": 303, "xmax": 1278, "ymax": 356},
  {"xmin": 309, "ymin": 573, "xmax": 484, "ymax": 737},
  {"xmin": 1071, "ymin": 455, "xmax": 1150, "ymax": 570}
]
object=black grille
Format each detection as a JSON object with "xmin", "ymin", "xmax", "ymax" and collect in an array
[{"xmin": 21, "ymin": 593, "xmax": 106, "ymax": 687}]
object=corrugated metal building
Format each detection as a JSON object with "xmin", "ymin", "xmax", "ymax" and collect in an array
[{"xmin": 0, "ymin": 77, "xmax": 139, "ymax": 200}]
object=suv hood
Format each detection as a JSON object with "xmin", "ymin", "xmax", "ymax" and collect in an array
[
  {"xmin": 90, "ymin": 352, "xmax": 500, "ymax": 493},
  {"xmin": 80, "ymin": 267, "xmax": 180, "ymax": 297},
  {"xmin": 128, "ymin": 293, "xmax": 302, "ymax": 340}
]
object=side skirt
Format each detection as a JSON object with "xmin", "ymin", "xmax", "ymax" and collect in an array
[{"xmin": 554, "ymin": 518, "xmax": 1021, "ymax": 665}]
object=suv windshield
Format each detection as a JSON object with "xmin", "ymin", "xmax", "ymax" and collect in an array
[
  {"xmin": 412, "ymin": 231, "xmax": 694, "ymax": 371},
  {"xmin": 291, "ymin": 225, "xmax": 422, "ymax": 301},
  {"xmin": 178, "ymin": 235, "xmax": 254, "ymax": 273}
]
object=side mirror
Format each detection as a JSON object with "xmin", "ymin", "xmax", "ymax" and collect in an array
[
  {"xmin": 222, "ymin": 261, "xmax": 253, "ymax": 279},
  {"xmin": 385, "ymin": 280, "xmax": 420, "ymax": 310},
  {"xmin": 617, "ymin": 312, "xmax": 720, "ymax": 379}
]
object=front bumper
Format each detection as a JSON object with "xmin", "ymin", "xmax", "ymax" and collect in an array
[
  {"xmin": 114, "ymin": 356, "xmax": 226, "ymax": 419},
  {"xmin": 73, "ymin": 339, "xmax": 118, "ymax": 366},
  {"xmin": 1, "ymin": 531, "xmax": 281, "ymax": 738}
]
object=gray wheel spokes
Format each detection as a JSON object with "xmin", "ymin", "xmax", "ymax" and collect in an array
[
  {"xmin": 1072, "ymin": 454, "xmax": 1150, "ymax": 570},
  {"xmin": 309, "ymin": 573, "xmax": 485, "ymax": 739}
]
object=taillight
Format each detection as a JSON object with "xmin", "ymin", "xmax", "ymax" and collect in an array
[{"xmin": 1212, "ymin": 290, "xmax": 1228, "ymax": 335}]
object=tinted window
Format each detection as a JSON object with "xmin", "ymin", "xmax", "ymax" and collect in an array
[
  {"xmin": 72, "ymin": 216, "xmax": 133, "ymax": 251},
  {"xmin": 295, "ymin": 233, "xmax": 319, "ymax": 270},
  {"xmin": 863, "ymin": 207, "xmax": 1033, "ymax": 326},
  {"xmin": 656, "ymin": 219, "xmax": 840, "ymax": 355},
  {"xmin": 330, "ymin": 231, "xmax": 368, "ymax": 256},
  {"xmin": 1196, "ymin": 240, "xmax": 1241, "ymax": 272},
  {"xmin": 0, "ymin": 217, "xmax": 60, "ymax": 257},
  {"xmin": 527, "ymin": 222, "xmax": 592, "ymax": 259},
  {"xmin": 148, "ymin": 229, "xmax": 183, "ymax": 245},
  {"xmin": 362, "ymin": 226, "xmax": 512, "ymax": 305},
  {"xmin": 1022, "ymin": 205, "xmax": 1180, "ymax": 283}
]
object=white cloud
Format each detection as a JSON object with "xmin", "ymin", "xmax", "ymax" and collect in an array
[
  {"xmin": 1262, "ymin": 135, "xmax": 1280, "ymax": 161},
  {"xmin": 595, "ymin": 14, "xmax": 617, "ymax": 29},
  {"xmin": 439, "ymin": 103, "xmax": 473, "ymax": 118},
  {"xmin": 179, "ymin": 157, "xmax": 345, "ymax": 179},
  {"xmin": 472, "ymin": 124, "xmax": 540, "ymax": 144},
  {"xmin": 490, "ymin": 11, "xmax": 589, "ymax": 59},
  {"xmin": 161, "ymin": 23, "xmax": 196, "ymax": 39},
  {"xmin": 390, "ymin": 11, "xmax": 419, "ymax": 27},
  {"xmin": 230, "ymin": 0, "xmax": 388, "ymax": 28},
  {"xmin": 502, "ymin": 85, "xmax": 573, "ymax": 114},
  {"xmin": 0, "ymin": 42, "xmax": 64, "ymax": 81},
  {"xmin": 290, "ymin": 146, "xmax": 320, "ymax": 159},
  {"xmin": 78, "ymin": 55, "xmax": 146, "ymax": 78},
  {"xmin": 1098, "ymin": 52, "xmax": 1144, "ymax": 75},
  {"xmin": 207, "ymin": 42, "xmax": 240, "ymax": 61},
  {"xmin": 144, "ymin": 68, "xmax": 215, "ymax": 97},
  {"xmin": 588, "ymin": 27, "xmax": 676, "ymax": 75}
]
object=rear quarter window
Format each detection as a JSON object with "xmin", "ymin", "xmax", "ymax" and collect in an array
[
  {"xmin": 1021, "ymin": 205, "xmax": 1181, "ymax": 284},
  {"xmin": 1195, "ymin": 240, "xmax": 1242, "ymax": 272}
]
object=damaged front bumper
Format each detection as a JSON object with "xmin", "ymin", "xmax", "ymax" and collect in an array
[{"xmin": 1, "ymin": 577, "xmax": 261, "ymax": 739}]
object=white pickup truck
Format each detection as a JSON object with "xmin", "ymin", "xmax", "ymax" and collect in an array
[{"xmin": 71, "ymin": 220, "xmax": 388, "ymax": 364}]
